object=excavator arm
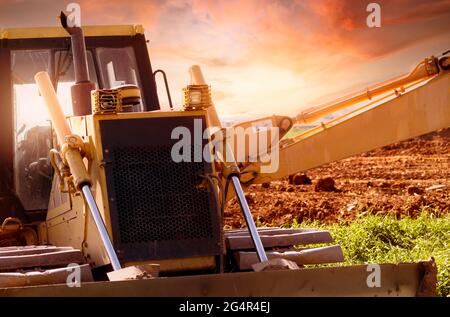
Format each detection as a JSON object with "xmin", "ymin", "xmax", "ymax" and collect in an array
[{"xmin": 235, "ymin": 55, "xmax": 450, "ymax": 184}]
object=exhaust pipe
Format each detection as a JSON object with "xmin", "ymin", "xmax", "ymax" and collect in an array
[{"xmin": 60, "ymin": 12, "xmax": 96, "ymax": 116}]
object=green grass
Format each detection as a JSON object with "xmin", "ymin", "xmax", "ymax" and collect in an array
[{"xmin": 289, "ymin": 209, "xmax": 450, "ymax": 296}]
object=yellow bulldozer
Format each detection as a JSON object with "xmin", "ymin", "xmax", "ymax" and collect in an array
[{"xmin": 0, "ymin": 13, "xmax": 448, "ymax": 296}]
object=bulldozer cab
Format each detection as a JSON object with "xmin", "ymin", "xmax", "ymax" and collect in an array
[{"xmin": 0, "ymin": 26, "xmax": 160, "ymax": 223}]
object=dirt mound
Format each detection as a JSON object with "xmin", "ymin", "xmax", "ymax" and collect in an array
[
  {"xmin": 362, "ymin": 128, "xmax": 450, "ymax": 156},
  {"xmin": 290, "ymin": 174, "xmax": 312, "ymax": 185},
  {"xmin": 225, "ymin": 128, "xmax": 450, "ymax": 228},
  {"xmin": 315, "ymin": 177, "xmax": 336, "ymax": 192}
]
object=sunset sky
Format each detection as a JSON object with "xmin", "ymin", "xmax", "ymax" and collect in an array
[{"xmin": 1, "ymin": 0, "xmax": 450, "ymax": 119}]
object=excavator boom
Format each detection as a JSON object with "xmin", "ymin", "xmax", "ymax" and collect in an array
[{"xmin": 237, "ymin": 57, "xmax": 450, "ymax": 184}]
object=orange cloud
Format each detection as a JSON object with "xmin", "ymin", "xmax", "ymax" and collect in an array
[
  {"xmin": 69, "ymin": 0, "xmax": 450, "ymax": 115},
  {"xmin": 1, "ymin": 0, "xmax": 449, "ymax": 117}
]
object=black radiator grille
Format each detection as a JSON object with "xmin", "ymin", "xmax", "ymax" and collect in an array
[
  {"xmin": 112, "ymin": 145, "xmax": 214, "ymax": 243},
  {"xmin": 100, "ymin": 116, "xmax": 220, "ymax": 261}
]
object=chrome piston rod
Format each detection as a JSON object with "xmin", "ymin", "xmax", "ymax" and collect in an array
[
  {"xmin": 81, "ymin": 185, "xmax": 122, "ymax": 271},
  {"xmin": 231, "ymin": 176, "xmax": 268, "ymax": 262}
]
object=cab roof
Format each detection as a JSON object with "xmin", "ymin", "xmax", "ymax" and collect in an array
[{"xmin": 0, "ymin": 25, "xmax": 145, "ymax": 40}]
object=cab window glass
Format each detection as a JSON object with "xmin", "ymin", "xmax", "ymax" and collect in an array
[
  {"xmin": 11, "ymin": 49, "xmax": 97, "ymax": 210},
  {"xmin": 96, "ymin": 47, "xmax": 143, "ymax": 112},
  {"xmin": 12, "ymin": 50, "xmax": 52, "ymax": 210}
]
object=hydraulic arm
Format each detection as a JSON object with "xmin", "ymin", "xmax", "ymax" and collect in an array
[{"xmin": 236, "ymin": 55, "xmax": 450, "ymax": 184}]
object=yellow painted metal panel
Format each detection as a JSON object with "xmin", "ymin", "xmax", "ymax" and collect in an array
[{"xmin": 0, "ymin": 25, "xmax": 144, "ymax": 40}]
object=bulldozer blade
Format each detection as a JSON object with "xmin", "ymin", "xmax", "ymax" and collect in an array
[{"xmin": 0, "ymin": 260, "xmax": 436, "ymax": 297}]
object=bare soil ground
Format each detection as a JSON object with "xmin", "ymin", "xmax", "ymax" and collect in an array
[{"xmin": 225, "ymin": 128, "xmax": 450, "ymax": 228}]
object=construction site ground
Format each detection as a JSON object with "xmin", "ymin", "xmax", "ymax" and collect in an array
[{"xmin": 226, "ymin": 128, "xmax": 450, "ymax": 228}]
